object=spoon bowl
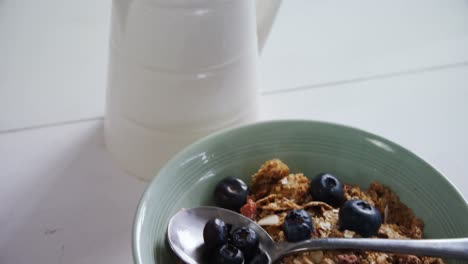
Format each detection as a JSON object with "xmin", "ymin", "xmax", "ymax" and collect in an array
[
  {"xmin": 168, "ymin": 206, "xmax": 468, "ymax": 263},
  {"xmin": 167, "ymin": 206, "xmax": 274, "ymax": 264}
]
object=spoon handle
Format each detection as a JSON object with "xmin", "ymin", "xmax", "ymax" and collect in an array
[{"xmin": 277, "ymin": 238, "xmax": 468, "ymax": 260}]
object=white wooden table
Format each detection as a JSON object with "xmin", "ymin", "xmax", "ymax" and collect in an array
[{"xmin": 1, "ymin": 1, "xmax": 467, "ymax": 263}]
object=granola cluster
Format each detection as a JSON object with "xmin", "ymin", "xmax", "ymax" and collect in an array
[{"xmin": 243, "ymin": 159, "xmax": 444, "ymax": 264}]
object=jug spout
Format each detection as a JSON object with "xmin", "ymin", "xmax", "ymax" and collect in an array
[{"xmin": 256, "ymin": 0, "xmax": 282, "ymax": 52}]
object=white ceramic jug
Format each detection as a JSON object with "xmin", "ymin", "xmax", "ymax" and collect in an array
[{"xmin": 105, "ymin": 0, "xmax": 282, "ymax": 180}]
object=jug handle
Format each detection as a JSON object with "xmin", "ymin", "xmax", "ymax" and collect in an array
[{"xmin": 256, "ymin": 0, "xmax": 282, "ymax": 53}]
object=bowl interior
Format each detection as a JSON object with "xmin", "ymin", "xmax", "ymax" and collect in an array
[{"xmin": 133, "ymin": 121, "xmax": 468, "ymax": 264}]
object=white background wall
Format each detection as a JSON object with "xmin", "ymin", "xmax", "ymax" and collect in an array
[{"xmin": 1, "ymin": 0, "xmax": 468, "ymax": 131}]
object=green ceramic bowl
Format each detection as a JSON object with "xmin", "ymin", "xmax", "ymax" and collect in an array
[{"xmin": 133, "ymin": 120, "xmax": 468, "ymax": 264}]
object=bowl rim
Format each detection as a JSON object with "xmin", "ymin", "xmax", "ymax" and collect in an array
[{"xmin": 131, "ymin": 119, "xmax": 468, "ymax": 264}]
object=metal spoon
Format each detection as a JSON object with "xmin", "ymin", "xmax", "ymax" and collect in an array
[{"xmin": 167, "ymin": 206, "xmax": 468, "ymax": 263}]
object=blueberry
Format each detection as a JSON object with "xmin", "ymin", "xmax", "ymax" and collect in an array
[
  {"xmin": 214, "ymin": 177, "xmax": 249, "ymax": 211},
  {"xmin": 231, "ymin": 226, "xmax": 259, "ymax": 260},
  {"xmin": 249, "ymin": 249, "xmax": 269, "ymax": 264},
  {"xmin": 215, "ymin": 244, "xmax": 244, "ymax": 264},
  {"xmin": 310, "ymin": 173, "xmax": 344, "ymax": 207},
  {"xmin": 203, "ymin": 218, "xmax": 228, "ymax": 249},
  {"xmin": 283, "ymin": 209, "xmax": 314, "ymax": 242},
  {"xmin": 338, "ymin": 199, "xmax": 382, "ymax": 237},
  {"xmin": 226, "ymin": 223, "xmax": 233, "ymax": 233}
]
